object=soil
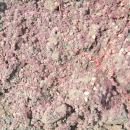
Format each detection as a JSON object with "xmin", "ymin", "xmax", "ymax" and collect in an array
[{"xmin": 0, "ymin": 0, "xmax": 130, "ymax": 130}]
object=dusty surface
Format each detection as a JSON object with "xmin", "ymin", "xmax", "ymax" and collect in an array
[{"xmin": 0, "ymin": 0, "xmax": 130, "ymax": 130}]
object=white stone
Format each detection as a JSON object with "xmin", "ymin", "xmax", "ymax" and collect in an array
[
  {"xmin": 93, "ymin": 86, "xmax": 98, "ymax": 91},
  {"xmin": 127, "ymin": 52, "xmax": 130, "ymax": 55},
  {"xmin": 84, "ymin": 97, "xmax": 88, "ymax": 102},
  {"xmin": 92, "ymin": 35, "xmax": 96, "ymax": 39},
  {"xmin": 84, "ymin": 91, "xmax": 89, "ymax": 96},
  {"xmin": 91, "ymin": 77, "xmax": 96, "ymax": 81},
  {"xmin": 119, "ymin": 48, "xmax": 124, "ymax": 55}
]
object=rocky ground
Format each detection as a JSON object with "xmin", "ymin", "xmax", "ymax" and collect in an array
[{"xmin": 0, "ymin": 0, "xmax": 130, "ymax": 130}]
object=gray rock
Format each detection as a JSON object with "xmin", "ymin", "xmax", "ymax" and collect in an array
[
  {"xmin": 88, "ymin": 24, "xmax": 100, "ymax": 39},
  {"xmin": 0, "ymin": 104, "xmax": 5, "ymax": 121},
  {"xmin": 103, "ymin": 104, "xmax": 129, "ymax": 125},
  {"xmin": 44, "ymin": 0, "xmax": 58, "ymax": 11},
  {"xmin": 51, "ymin": 50, "xmax": 60, "ymax": 61},
  {"xmin": 47, "ymin": 36, "xmax": 58, "ymax": 45},
  {"xmin": 68, "ymin": 89, "xmax": 83, "ymax": 100},
  {"xmin": 104, "ymin": 124, "xmax": 122, "ymax": 130},
  {"xmin": 41, "ymin": 104, "xmax": 70, "ymax": 125}
]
